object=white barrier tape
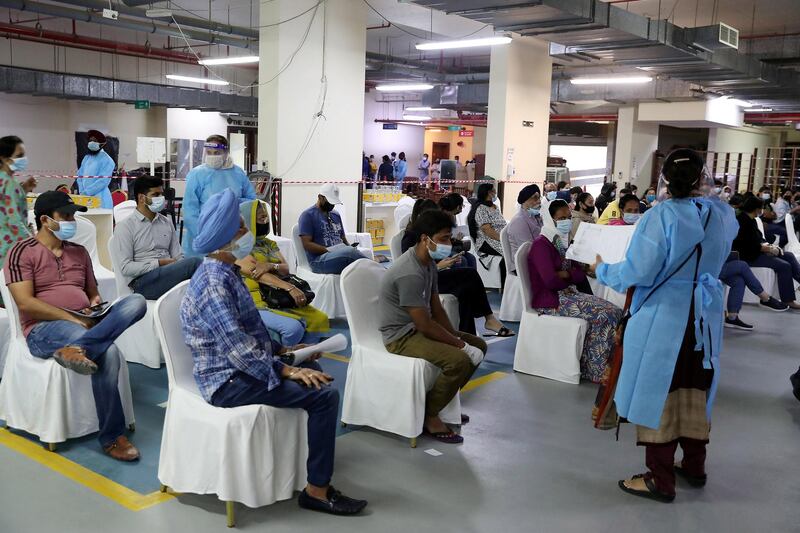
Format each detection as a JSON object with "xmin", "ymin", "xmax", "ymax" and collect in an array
[{"xmin": 20, "ymin": 175, "xmax": 546, "ymax": 185}]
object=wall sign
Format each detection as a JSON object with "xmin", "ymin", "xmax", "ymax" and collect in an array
[
  {"xmin": 458, "ymin": 130, "xmax": 474, "ymax": 137},
  {"xmin": 522, "ymin": 120, "xmax": 534, "ymax": 127},
  {"xmin": 383, "ymin": 123, "xmax": 398, "ymax": 130},
  {"xmin": 134, "ymin": 100, "xmax": 150, "ymax": 109}
]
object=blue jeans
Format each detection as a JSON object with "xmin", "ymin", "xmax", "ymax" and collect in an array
[
  {"xmin": 131, "ymin": 257, "xmax": 203, "ymax": 300},
  {"xmin": 210, "ymin": 361, "xmax": 338, "ymax": 487},
  {"xmin": 25, "ymin": 294, "xmax": 147, "ymax": 447},
  {"xmin": 720, "ymin": 260, "xmax": 764, "ymax": 313},
  {"xmin": 259, "ymin": 309, "xmax": 305, "ymax": 346},
  {"xmin": 748, "ymin": 253, "xmax": 800, "ymax": 303},
  {"xmin": 309, "ymin": 247, "xmax": 364, "ymax": 275}
]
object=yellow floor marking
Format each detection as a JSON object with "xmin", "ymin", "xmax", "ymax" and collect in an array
[
  {"xmin": 0, "ymin": 427, "xmax": 174, "ymax": 511},
  {"xmin": 462, "ymin": 371, "xmax": 508, "ymax": 393},
  {"xmin": 321, "ymin": 352, "xmax": 350, "ymax": 363}
]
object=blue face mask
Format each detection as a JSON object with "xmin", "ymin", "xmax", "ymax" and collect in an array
[
  {"xmin": 555, "ymin": 219, "xmax": 572, "ymax": 234},
  {"xmin": 147, "ymin": 196, "xmax": 166, "ymax": 213},
  {"xmin": 622, "ymin": 213, "xmax": 642, "ymax": 225},
  {"xmin": 48, "ymin": 218, "xmax": 77, "ymax": 241},
  {"xmin": 546, "ymin": 191, "xmax": 557, "ymax": 201},
  {"xmin": 428, "ymin": 240, "xmax": 452, "ymax": 261},
  {"xmin": 10, "ymin": 156, "xmax": 28, "ymax": 172},
  {"xmin": 87, "ymin": 141, "xmax": 101, "ymax": 152},
  {"xmin": 230, "ymin": 231, "xmax": 255, "ymax": 260},
  {"xmin": 527, "ymin": 207, "xmax": 541, "ymax": 217},
  {"xmin": 646, "ymin": 194, "xmax": 656, "ymax": 203}
]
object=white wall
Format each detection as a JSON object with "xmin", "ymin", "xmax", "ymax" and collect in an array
[
  {"xmin": 708, "ymin": 126, "xmax": 780, "ymax": 190},
  {"xmin": 473, "ymin": 126, "xmax": 487, "ymax": 155},
  {"xmin": 0, "ymin": 93, "xmax": 166, "ymax": 190},
  {"xmin": 613, "ymin": 104, "xmax": 659, "ymax": 191},
  {"xmin": 362, "ymin": 90, "xmax": 424, "ymax": 168},
  {"xmin": 166, "ymin": 108, "xmax": 229, "ymax": 144}
]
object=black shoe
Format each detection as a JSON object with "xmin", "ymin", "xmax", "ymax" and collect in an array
[
  {"xmin": 759, "ymin": 297, "xmax": 789, "ymax": 312},
  {"xmin": 298, "ymin": 486, "xmax": 367, "ymax": 516},
  {"xmin": 791, "ymin": 369, "xmax": 800, "ymax": 402},
  {"xmin": 724, "ymin": 317, "xmax": 754, "ymax": 331}
]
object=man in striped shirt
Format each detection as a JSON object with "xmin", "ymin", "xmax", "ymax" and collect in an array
[{"xmin": 4, "ymin": 191, "xmax": 146, "ymax": 461}]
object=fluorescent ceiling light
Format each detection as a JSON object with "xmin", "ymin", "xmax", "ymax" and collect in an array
[
  {"xmin": 376, "ymin": 83, "xmax": 434, "ymax": 92},
  {"xmin": 405, "ymin": 106, "xmax": 446, "ymax": 111},
  {"xmin": 402, "ymin": 115, "xmax": 431, "ymax": 121},
  {"xmin": 416, "ymin": 36, "xmax": 512, "ymax": 51},
  {"xmin": 166, "ymin": 74, "xmax": 229, "ymax": 86},
  {"xmin": 745, "ymin": 107, "xmax": 773, "ymax": 112},
  {"xmin": 722, "ymin": 97, "xmax": 751, "ymax": 107},
  {"xmin": 570, "ymin": 76, "xmax": 652, "ymax": 85},
  {"xmin": 198, "ymin": 56, "xmax": 259, "ymax": 66}
]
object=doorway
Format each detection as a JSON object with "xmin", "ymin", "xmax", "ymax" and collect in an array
[
  {"xmin": 432, "ymin": 142, "xmax": 450, "ymax": 162},
  {"xmin": 227, "ymin": 126, "xmax": 257, "ymax": 172}
]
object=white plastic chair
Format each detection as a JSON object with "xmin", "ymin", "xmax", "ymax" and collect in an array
[
  {"xmin": 756, "ymin": 216, "xmax": 780, "ymax": 246},
  {"xmin": 512, "ymin": 242, "xmax": 587, "ymax": 384},
  {"xmin": 113, "ymin": 200, "xmax": 137, "ymax": 224},
  {"xmin": 69, "ymin": 215, "xmax": 117, "ymax": 300},
  {"xmin": 389, "ymin": 231, "xmax": 404, "ymax": 262},
  {"xmin": 339, "ymin": 260, "xmax": 461, "ymax": 446},
  {"xmin": 107, "ymin": 235, "xmax": 163, "ymax": 368},
  {"xmin": 154, "ymin": 282, "xmax": 308, "ymax": 527},
  {"xmin": 0, "ymin": 308, "xmax": 10, "ymax": 378},
  {"xmin": 785, "ymin": 215, "xmax": 800, "ymax": 261},
  {"xmin": 333, "ymin": 204, "xmax": 374, "ymax": 260},
  {"xmin": 0, "ymin": 271, "xmax": 135, "ymax": 448},
  {"xmin": 498, "ymin": 226, "xmax": 523, "ymax": 322},
  {"xmin": 457, "ymin": 195, "xmax": 471, "ymax": 228},
  {"xmin": 291, "ymin": 224, "xmax": 347, "ymax": 318}
]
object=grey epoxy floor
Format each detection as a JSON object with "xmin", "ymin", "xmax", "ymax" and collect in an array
[{"xmin": 1, "ymin": 304, "xmax": 799, "ymax": 533}]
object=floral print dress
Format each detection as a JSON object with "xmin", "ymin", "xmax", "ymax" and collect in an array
[
  {"xmin": 536, "ymin": 234, "xmax": 623, "ymax": 383},
  {"xmin": 0, "ymin": 170, "xmax": 31, "ymax": 266}
]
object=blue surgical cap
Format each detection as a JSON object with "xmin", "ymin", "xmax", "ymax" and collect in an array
[{"xmin": 193, "ymin": 188, "xmax": 241, "ymax": 254}]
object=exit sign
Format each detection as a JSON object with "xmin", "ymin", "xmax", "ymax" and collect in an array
[
  {"xmin": 447, "ymin": 125, "xmax": 461, "ymax": 131},
  {"xmin": 135, "ymin": 100, "xmax": 150, "ymax": 109}
]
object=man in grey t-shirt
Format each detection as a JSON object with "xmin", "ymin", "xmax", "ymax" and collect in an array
[{"xmin": 379, "ymin": 209, "xmax": 487, "ymax": 445}]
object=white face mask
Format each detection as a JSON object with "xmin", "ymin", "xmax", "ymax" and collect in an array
[
  {"xmin": 147, "ymin": 195, "xmax": 166, "ymax": 213},
  {"xmin": 205, "ymin": 154, "xmax": 225, "ymax": 169}
]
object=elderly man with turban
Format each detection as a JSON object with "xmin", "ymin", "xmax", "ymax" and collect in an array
[
  {"xmin": 504, "ymin": 184, "xmax": 544, "ymax": 274},
  {"xmin": 180, "ymin": 189, "xmax": 367, "ymax": 516}
]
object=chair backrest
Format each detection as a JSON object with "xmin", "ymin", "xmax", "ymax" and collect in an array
[
  {"xmin": 393, "ymin": 204, "xmax": 413, "ymax": 229},
  {"xmin": 340, "ymin": 259, "xmax": 388, "ymax": 350},
  {"xmin": 456, "ymin": 195, "xmax": 471, "ymax": 227},
  {"xmin": 68, "ymin": 215, "xmax": 101, "ymax": 266},
  {"xmin": 107, "ymin": 235, "xmax": 133, "ymax": 296},
  {"xmin": 755, "ymin": 216, "xmax": 766, "ymax": 239},
  {"xmin": 291, "ymin": 224, "xmax": 312, "ymax": 270},
  {"xmin": 787, "ymin": 214, "xmax": 800, "ymax": 247},
  {"xmin": 0, "ymin": 271, "xmax": 24, "ymax": 342},
  {"xmin": 499, "ymin": 225, "xmax": 515, "ymax": 273},
  {"xmin": 389, "ymin": 230, "xmax": 404, "ymax": 261},
  {"xmin": 514, "ymin": 241, "xmax": 534, "ymax": 313},
  {"xmin": 333, "ymin": 204, "xmax": 355, "ymax": 234},
  {"xmin": 153, "ymin": 281, "xmax": 200, "ymax": 395},
  {"xmin": 113, "ymin": 200, "xmax": 137, "ymax": 224}
]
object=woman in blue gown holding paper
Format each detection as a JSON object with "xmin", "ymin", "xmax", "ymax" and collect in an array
[{"xmin": 591, "ymin": 149, "xmax": 735, "ymax": 503}]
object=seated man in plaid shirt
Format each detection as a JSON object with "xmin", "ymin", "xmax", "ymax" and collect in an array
[{"xmin": 180, "ymin": 189, "xmax": 367, "ymax": 516}]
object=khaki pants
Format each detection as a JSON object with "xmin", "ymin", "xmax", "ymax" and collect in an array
[{"xmin": 385, "ymin": 331, "xmax": 487, "ymax": 417}]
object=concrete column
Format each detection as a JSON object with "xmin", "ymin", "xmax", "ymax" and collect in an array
[
  {"xmin": 258, "ymin": 0, "xmax": 366, "ymax": 235},
  {"xmin": 484, "ymin": 37, "xmax": 552, "ymax": 219},
  {"xmin": 613, "ymin": 105, "xmax": 659, "ymax": 191}
]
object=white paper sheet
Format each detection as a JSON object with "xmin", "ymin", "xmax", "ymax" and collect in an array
[
  {"xmin": 290, "ymin": 333, "xmax": 348, "ymax": 365},
  {"xmin": 566, "ymin": 224, "xmax": 636, "ymax": 265}
]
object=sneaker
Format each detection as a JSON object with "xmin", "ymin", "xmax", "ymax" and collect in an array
[
  {"xmin": 759, "ymin": 297, "xmax": 789, "ymax": 312},
  {"xmin": 724, "ymin": 317, "xmax": 754, "ymax": 331}
]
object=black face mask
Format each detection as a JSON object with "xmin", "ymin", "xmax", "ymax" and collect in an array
[
  {"xmin": 255, "ymin": 222, "xmax": 270, "ymax": 236},
  {"xmin": 320, "ymin": 201, "xmax": 335, "ymax": 213},
  {"xmin": 583, "ymin": 205, "xmax": 595, "ymax": 214}
]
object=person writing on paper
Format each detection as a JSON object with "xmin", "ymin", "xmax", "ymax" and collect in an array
[
  {"xmin": 113, "ymin": 175, "xmax": 202, "ymax": 300},
  {"xmin": 505, "ymin": 184, "xmax": 543, "ymax": 273},
  {"xmin": 608, "ymin": 194, "xmax": 642, "ymax": 226},
  {"xmin": 4, "ymin": 191, "xmax": 146, "ymax": 461},
  {"xmin": 570, "ymin": 192, "xmax": 597, "ymax": 242},
  {"xmin": 76, "ymin": 129, "xmax": 115, "ymax": 209},
  {"xmin": 239, "ymin": 198, "xmax": 329, "ymax": 345},
  {"xmin": 181, "ymin": 189, "xmax": 367, "ymax": 516},
  {"xmin": 527, "ymin": 199, "xmax": 622, "ymax": 383},
  {"xmin": 590, "ymin": 148, "xmax": 734, "ymax": 503},
  {"xmin": 298, "ymin": 184, "xmax": 365, "ymax": 275},
  {"xmin": 182, "ymin": 134, "xmax": 256, "ymax": 256},
  {"xmin": 381, "ymin": 209, "xmax": 487, "ymax": 444}
]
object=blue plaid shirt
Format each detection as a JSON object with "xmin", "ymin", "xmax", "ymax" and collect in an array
[{"xmin": 180, "ymin": 258, "xmax": 284, "ymax": 402}]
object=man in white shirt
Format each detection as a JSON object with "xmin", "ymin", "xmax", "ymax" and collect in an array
[{"xmin": 112, "ymin": 176, "xmax": 201, "ymax": 300}]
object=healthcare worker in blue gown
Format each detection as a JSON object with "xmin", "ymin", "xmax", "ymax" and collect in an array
[
  {"xmin": 182, "ymin": 134, "xmax": 256, "ymax": 256},
  {"xmin": 590, "ymin": 148, "xmax": 737, "ymax": 503},
  {"xmin": 77, "ymin": 129, "xmax": 115, "ymax": 209}
]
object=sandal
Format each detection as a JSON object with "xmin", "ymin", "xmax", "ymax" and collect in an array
[
  {"xmin": 423, "ymin": 428, "xmax": 464, "ymax": 444},
  {"xmin": 674, "ymin": 465, "xmax": 707, "ymax": 488},
  {"xmin": 484, "ymin": 326, "xmax": 515, "ymax": 338},
  {"xmin": 618, "ymin": 474, "xmax": 675, "ymax": 503}
]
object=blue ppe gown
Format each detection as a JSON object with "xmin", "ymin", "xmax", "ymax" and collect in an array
[{"xmin": 77, "ymin": 150, "xmax": 115, "ymax": 209}]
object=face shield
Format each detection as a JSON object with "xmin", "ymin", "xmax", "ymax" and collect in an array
[{"xmin": 203, "ymin": 142, "xmax": 234, "ymax": 170}]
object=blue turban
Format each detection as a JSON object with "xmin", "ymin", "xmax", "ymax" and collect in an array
[{"xmin": 193, "ymin": 188, "xmax": 241, "ymax": 254}]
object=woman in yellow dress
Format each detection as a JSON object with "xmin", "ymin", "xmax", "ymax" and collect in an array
[{"xmin": 239, "ymin": 199, "xmax": 329, "ymax": 343}]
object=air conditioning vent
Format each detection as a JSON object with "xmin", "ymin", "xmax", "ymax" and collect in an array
[
  {"xmin": 718, "ymin": 23, "xmax": 739, "ymax": 49},
  {"xmin": 689, "ymin": 23, "xmax": 739, "ymax": 51}
]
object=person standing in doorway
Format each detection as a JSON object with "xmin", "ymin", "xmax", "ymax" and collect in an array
[{"xmin": 418, "ymin": 154, "xmax": 431, "ymax": 186}]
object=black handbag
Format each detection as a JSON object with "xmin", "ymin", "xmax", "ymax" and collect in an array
[{"xmin": 259, "ymin": 274, "xmax": 315, "ymax": 309}]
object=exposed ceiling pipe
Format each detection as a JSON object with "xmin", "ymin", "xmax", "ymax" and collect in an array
[
  {"xmin": 374, "ymin": 114, "xmax": 620, "ymax": 127},
  {"xmin": 0, "ymin": 22, "xmax": 199, "ymax": 64},
  {"xmin": 0, "ymin": 0, "xmax": 253, "ymax": 48},
  {"xmin": 51, "ymin": 0, "xmax": 258, "ymax": 39},
  {"xmin": 744, "ymin": 113, "xmax": 800, "ymax": 122}
]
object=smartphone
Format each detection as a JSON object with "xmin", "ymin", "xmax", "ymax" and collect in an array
[{"xmin": 88, "ymin": 302, "xmax": 108, "ymax": 311}]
